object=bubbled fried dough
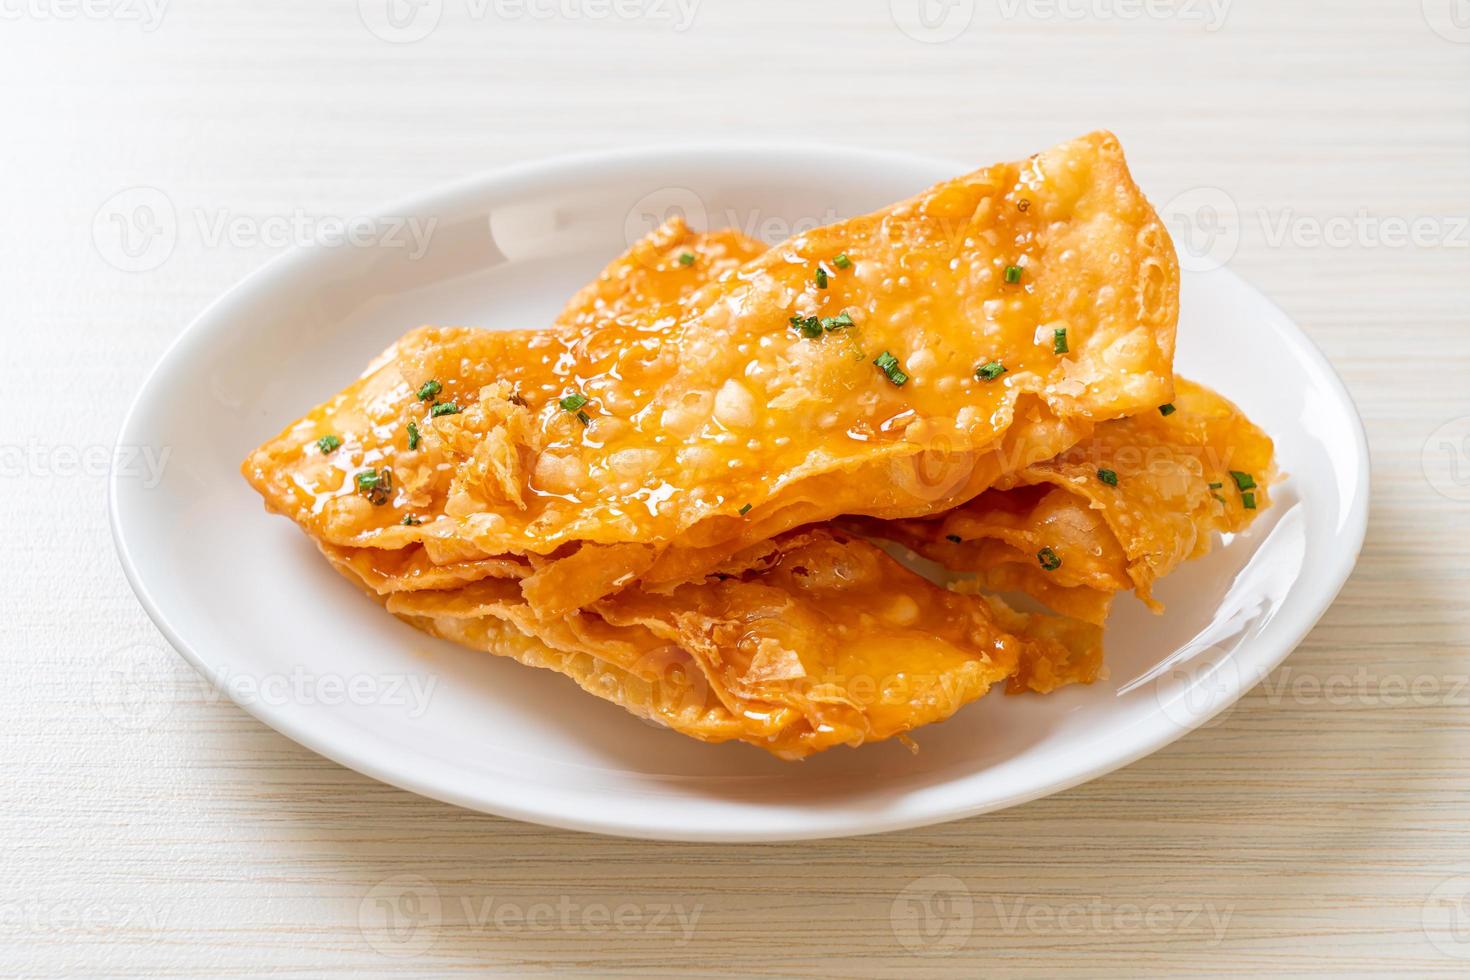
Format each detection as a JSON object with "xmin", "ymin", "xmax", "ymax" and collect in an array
[
  {"xmin": 873, "ymin": 378, "xmax": 1276, "ymax": 625},
  {"xmin": 385, "ymin": 530, "xmax": 1103, "ymax": 758},
  {"xmin": 295, "ymin": 219, "xmax": 768, "ymax": 596},
  {"xmin": 243, "ymin": 132, "xmax": 1179, "ymax": 620}
]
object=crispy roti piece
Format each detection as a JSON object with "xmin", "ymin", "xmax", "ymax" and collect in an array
[
  {"xmin": 301, "ymin": 220, "xmax": 767, "ymax": 594},
  {"xmin": 302, "ymin": 226, "xmax": 1109, "ymax": 756},
  {"xmin": 385, "ymin": 530, "xmax": 1103, "ymax": 758},
  {"xmin": 874, "ymin": 378, "xmax": 1276, "ymax": 624},
  {"xmin": 243, "ymin": 131, "xmax": 1179, "ymax": 617}
]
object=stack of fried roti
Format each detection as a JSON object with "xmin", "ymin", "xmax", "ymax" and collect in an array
[{"xmin": 243, "ymin": 132, "xmax": 1274, "ymax": 759}]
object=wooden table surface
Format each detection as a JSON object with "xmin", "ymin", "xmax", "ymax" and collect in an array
[{"xmin": 3, "ymin": 1, "xmax": 1467, "ymax": 975}]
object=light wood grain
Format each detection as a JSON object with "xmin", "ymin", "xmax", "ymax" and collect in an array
[{"xmin": 2, "ymin": 1, "xmax": 1468, "ymax": 975}]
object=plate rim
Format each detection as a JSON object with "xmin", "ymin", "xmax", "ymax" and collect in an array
[{"xmin": 110, "ymin": 142, "xmax": 1372, "ymax": 842}]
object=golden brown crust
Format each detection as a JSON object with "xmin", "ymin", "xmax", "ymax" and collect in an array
[
  {"xmin": 386, "ymin": 530, "xmax": 1100, "ymax": 758},
  {"xmin": 242, "ymin": 133, "xmax": 1179, "ymax": 619},
  {"xmin": 233, "ymin": 134, "xmax": 1255, "ymax": 761},
  {"xmin": 880, "ymin": 378, "xmax": 1276, "ymax": 621}
]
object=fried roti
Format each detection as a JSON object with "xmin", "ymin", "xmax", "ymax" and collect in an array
[
  {"xmin": 872, "ymin": 378, "xmax": 1276, "ymax": 625},
  {"xmin": 243, "ymin": 131, "xmax": 1179, "ymax": 619},
  {"xmin": 384, "ymin": 530, "xmax": 1102, "ymax": 758}
]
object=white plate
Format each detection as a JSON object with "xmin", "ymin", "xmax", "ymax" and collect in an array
[{"xmin": 111, "ymin": 144, "xmax": 1369, "ymax": 842}]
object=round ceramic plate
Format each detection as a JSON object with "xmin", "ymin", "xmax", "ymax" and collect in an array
[{"xmin": 111, "ymin": 144, "xmax": 1369, "ymax": 842}]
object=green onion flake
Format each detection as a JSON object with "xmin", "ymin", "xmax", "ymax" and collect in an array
[
  {"xmin": 559, "ymin": 393, "xmax": 591, "ymax": 425},
  {"xmin": 874, "ymin": 351, "xmax": 909, "ymax": 386},
  {"xmin": 738, "ymin": 503, "xmax": 752, "ymax": 516},
  {"xmin": 416, "ymin": 379, "xmax": 442, "ymax": 402},
  {"xmin": 791, "ymin": 312, "xmax": 853, "ymax": 338},
  {"xmin": 1053, "ymin": 328, "xmax": 1069, "ymax": 355},
  {"xmin": 678, "ymin": 252, "xmax": 695, "ymax": 266},
  {"xmin": 1004, "ymin": 265, "xmax": 1023, "ymax": 284},
  {"xmin": 355, "ymin": 468, "xmax": 392, "ymax": 506},
  {"xmin": 430, "ymin": 402, "xmax": 460, "ymax": 418},
  {"xmin": 407, "ymin": 421, "xmax": 420, "ymax": 450},
  {"xmin": 1037, "ymin": 547, "xmax": 1062, "ymax": 571},
  {"xmin": 975, "ymin": 361, "xmax": 1006, "ymax": 382},
  {"xmin": 1159, "ymin": 403, "xmax": 1177, "ymax": 417},
  {"xmin": 790, "ymin": 315, "xmax": 823, "ymax": 338},
  {"xmin": 834, "ymin": 253, "xmax": 852, "ymax": 270},
  {"xmin": 1097, "ymin": 468, "xmax": 1119, "ymax": 486},
  {"xmin": 316, "ymin": 434, "xmax": 342, "ymax": 455},
  {"xmin": 1242, "ymin": 492, "xmax": 1258, "ymax": 510},
  {"xmin": 815, "ymin": 267, "xmax": 829, "ymax": 289},
  {"xmin": 1230, "ymin": 470, "xmax": 1257, "ymax": 491}
]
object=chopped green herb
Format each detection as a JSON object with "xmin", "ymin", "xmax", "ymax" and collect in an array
[
  {"xmin": 560, "ymin": 393, "xmax": 592, "ymax": 425},
  {"xmin": 1097, "ymin": 468, "xmax": 1119, "ymax": 486},
  {"xmin": 1242, "ymin": 491, "xmax": 1258, "ymax": 510},
  {"xmin": 834, "ymin": 253, "xmax": 852, "ymax": 270},
  {"xmin": 316, "ymin": 434, "xmax": 342, "ymax": 455},
  {"xmin": 1037, "ymin": 547, "xmax": 1062, "ymax": 571},
  {"xmin": 815, "ymin": 267, "xmax": 829, "ymax": 289},
  {"xmin": 873, "ymin": 351, "xmax": 909, "ymax": 386},
  {"xmin": 1004, "ymin": 265, "xmax": 1023, "ymax": 284},
  {"xmin": 430, "ymin": 402, "xmax": 460, "ymax": 418},
  {"xmin": 790, "ymin": 314, "xmax": 823, "ymax": 338},
  {"xmin": 1159, "ymin": 403, "xmax": 1177, "ymax": 417},
  {"xmin": 975, "ymin": 361, "xmax": 1007, "ymax": 381},
  {"xmin": 406, "ymin": 421, "xmax": 420, "ymax": 450},
  {"xmin": 355, "ymin": 468, "xmax": 392, "ymax": 506},
  {"xmin": 1208, "ymin": 481, "xmax": 1223, "ymax": 490},
  {"xmin": 1230, "ymin": 470, "xmax": 1257, "ymax": 491},
  {"xmin": 1212, "ymin": 493, "xmax": 1227, "ymax": 504},
  {"xmin": 401, "ymin": 515, "xmax": 422, "ymax": 526},
  {"xmin": 791, "ymin": 312, "xmax": 853, "ymax": 338},
  {"xmin": 416, "ymin": 379, "xmax": 442, "ymax": 402},
  {"xmin": 1053, "ymin": 328, "xmax": 1069, "ymax": 355},
  {"xmin": 946, "ymin": 534, "xmax": 963, "ymax": 544},
  {"xmin": 678, "ymin": 251, "xmax": 695, "ymax": 266},
  {"xmin": 738, "ymin": 503, "xmax": 752, "ymax": 516}
]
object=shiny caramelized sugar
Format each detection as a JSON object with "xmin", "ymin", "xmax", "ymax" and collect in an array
[{"xmin": 242, "ymin": 131, "xmax": 1275, "ymax": 759}]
